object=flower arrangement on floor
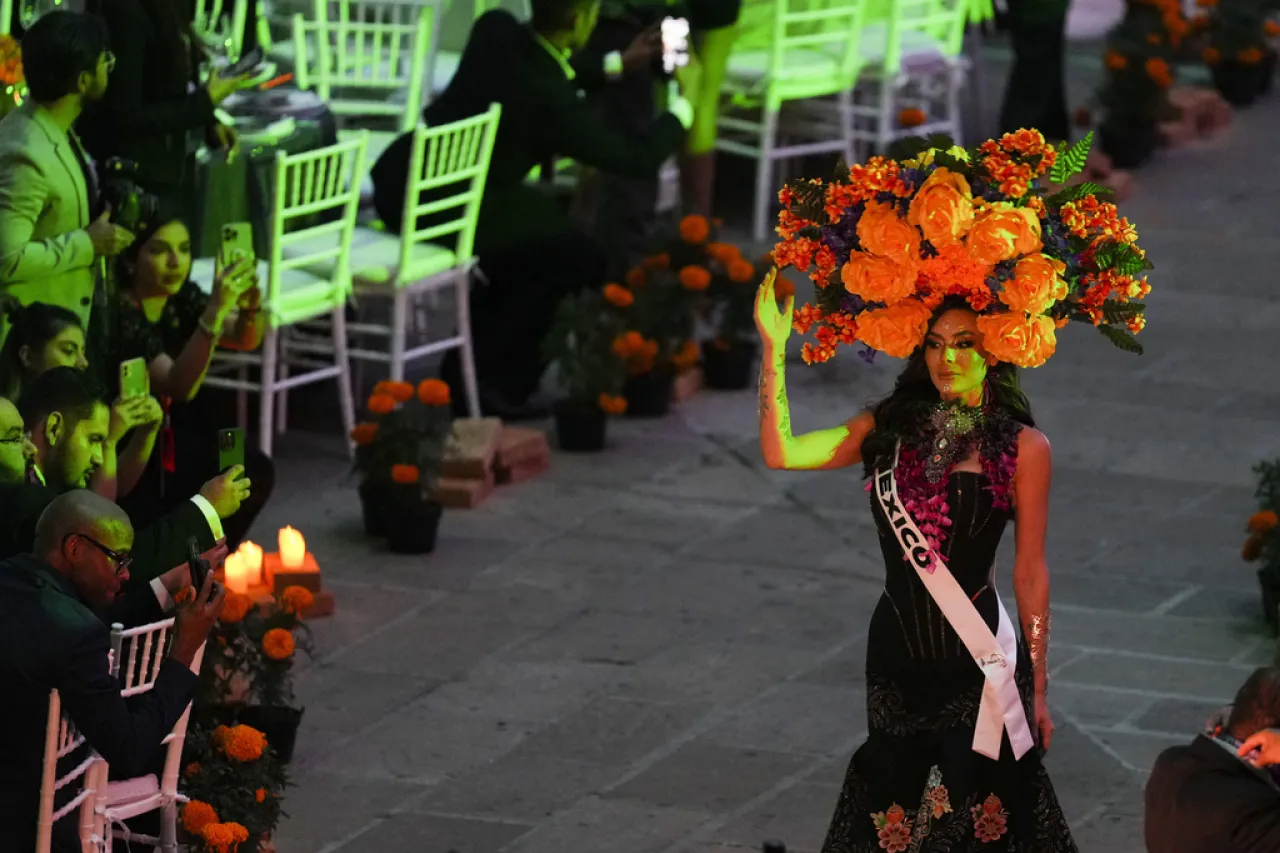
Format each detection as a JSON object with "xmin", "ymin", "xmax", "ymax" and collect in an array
[
  {"xmin": 350, "ymin": 379, "xmax": 453, "ymax": 552},
  {"xmin": 700, "ymin": 234, "xmax": 791, "ymax": 390},
  {"xmin": 1195, "ymin": 0, "xmax": 1279, "ymax": 104},
  {"xmin": 1243, "ymin": 459, "xmax": 1280, "ymax": 633},
  {"xmin": 0, "ymin": 35, "xmax": 24, "ymax": 120},
  {"xmin": 1093, "ymin": 0, "xmax": 1184, "ymax": 168},
  {"xmin": 180, "ymin": 723, "xmax": 287, "ymax": 853},
  {"xmin": 771, "ymin": 130, "xmax": 1153, "ymax": 369},
  {"xmin": 543, "ymin": 288, "xmax": 628, "ymax": 451}
]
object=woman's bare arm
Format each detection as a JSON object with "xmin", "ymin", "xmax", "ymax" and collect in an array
[
  {"xmin": 1012, "ymin": 426, "xmax": 1053, "ymax": 696},
  {"xmin": 758, "ymin": 342, "xmax": 873, "ymax": 471}
]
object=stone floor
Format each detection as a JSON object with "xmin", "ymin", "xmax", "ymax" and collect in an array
[{"xmin": 245, "ymin": 38, "xmax": 1280, "ymax": 853}]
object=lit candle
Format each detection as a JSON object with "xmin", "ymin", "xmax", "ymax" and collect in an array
[
  {"xmin": 223, "ymin": 552, "xmax": 250, "ymax": 594},
  {"xmin": 278, "ymin": 526, "xmax": 306, "ymax": 570},
  {"xmin": 238, "ymin": 541, "xmax": 264, "ymax": 585}
]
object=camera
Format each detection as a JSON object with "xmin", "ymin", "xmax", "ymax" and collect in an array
[{"xmin": 98, "ymin": 158, "xmax": 161, "ymax": 235}]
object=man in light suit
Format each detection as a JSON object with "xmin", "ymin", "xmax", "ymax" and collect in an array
[{"xmin": 0, "ymin": 11, "xmax": 133, "ymax": 343}]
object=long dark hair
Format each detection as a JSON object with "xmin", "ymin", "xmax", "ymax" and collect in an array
[
  {"xmin": 85, "ymin": 0, "xmax": 204, "ymax": 82},
  {"xmin": 0, "ymin": 301, "xmax": 85, "ymax": 402},
  {"xmin": 860, "ymin": 298, "xmax": 1035, "ymax": 478}
]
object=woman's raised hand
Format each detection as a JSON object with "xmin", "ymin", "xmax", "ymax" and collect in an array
[
  {"xmin": 754, "ymin": 268, "xmax": 794, "ymax": 349},
  {"xmin": 212, "ymin": 257, "xmax": 256, "ymax": 313}
]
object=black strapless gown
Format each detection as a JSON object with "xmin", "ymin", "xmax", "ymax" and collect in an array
[{"xmin": 822, "ymin": 472, "xmax": 1078, "ymax": 853}]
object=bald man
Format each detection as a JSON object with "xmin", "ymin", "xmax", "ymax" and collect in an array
[{"xmin": 0, "ymin": 491, "xmax": 224, "ymax": 853}]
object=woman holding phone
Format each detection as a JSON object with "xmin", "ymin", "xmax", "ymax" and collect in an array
[{"xmin": 0, "ymin": 301, "xmax": 164, "ymax": 499}]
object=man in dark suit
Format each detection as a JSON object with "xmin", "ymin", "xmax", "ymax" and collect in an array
[
  {"xmin": 1145, "ymin": 667, "xmax": 1280, "ymax": 852},
  {"xmin": 371, "ymin": 0, "xmax": 698, "ymax": 419},
  {"xmin": 0, "ymin": 490, "xmax": 225, "ymax": 853}
]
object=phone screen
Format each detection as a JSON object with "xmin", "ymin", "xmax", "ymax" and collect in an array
[
  {"xmin": 661, "ymin": 17, "xmax": 690, "ymax": 75},
  {"xmin": 187, "ymin": 536, "xmax": 211, "ymax": 593},
  {"xmin": 218, "ymin": 427, "xmax": 245, "ymax": 474},
  {"xmin": 119, "ymin": 358, "xmax": 149, "ymax": 400},
  {"xmin": 218, "ymin": 222, "xmax": 255, "ymax": 275}
]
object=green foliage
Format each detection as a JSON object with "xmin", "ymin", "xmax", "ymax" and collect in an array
[
  {"xmin": 181, "ymin": 723, "xmax": 289, "ymax": 848},
  {"xmin": 542, "ymin": 289, "xmax": 626, "ymax": 403},
  {"xmin": 351, "ymin": 383, "xmax": 453, "ymax": 492},
  {"xmin": 1049, "ymin": 132, "xmax": 1094, "ymax": 183},
  {"xmin": 1202, "ymin": 0, "xmax": 1276, "ymax": 55},
  {"xmin": 1098, "ymin": 299, "xmax": 1146, "ymax": 322},
  {"xmin": 782, "ymin": 179, "xmax": 828, "ymax": 222},
  {"xmin": 196, "ymin": 590, "xmax": 314, "ymax": 711},
  {"xmin": 1094, "ymin": 241, "xmax": 1155, "ymax": 275},
  {"xmin": 1096, "ymin": 323, "xmax": 1145, "ymax": 354},
  {"xmin": 628, "ymin": 268, "xmax": 699, "ymax": 363},
  {"xmin": 1249, "ymin": 460, "xmax": 1280, "ymax": 583},
  {"xmin": 1043, "ymin": 181, "xmax": 1114, "ymax": 206},
  {"xmin": 1093, "ymin": 1, "xmax": 1183, "ymax": 129}
]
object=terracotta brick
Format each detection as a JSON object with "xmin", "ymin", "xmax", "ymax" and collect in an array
[
  {"xmin": 301, "ymin": 588, "xmax": 336, "ymax": 619},
  {"xmin": 495, "ymin": 427, "xmax": 550, "ymax": 468},
  {"xmin": 496, "ymin": 452, "xmax": 550, "ymax": 485},
  {"xmin": 672, "ymin": 367, "xmax": 703, "ymax": 402},
  {"xmin": 442, "ymin": 417, "xmax": 504, "ymax": 479},
  {"xmin": 432, "ymin": 475, "xmax": 495, "ymax": 509},
  {"xmin": 1159, "ymin": 118, "xmax": 1196, "ymax": 147},
  {"xmin": 263, "ymin": 552, "xmax": 323, "ymax": 594}
]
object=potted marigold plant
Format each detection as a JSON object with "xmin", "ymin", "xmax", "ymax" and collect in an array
[
  {"xmin": 542, "ymin": 288, "xmax": 628, "ymax": 452},
  {"xmin": 1198, "ymin": 0, "xmax": 1278, "ymax": 104},
  {"xmin": 179, "ymin": 722, "xmax": 288, "ymax": 853},
  {"xmin": 1095, "ymin": 0, "xmax": 1184, "ymax": 167},
  {"xmin": 194, "ymin": 585, "xmax": 315, "ymax": 764},
  {"xmin": 350, "ymin": 378, "xmax": 452, "ymax": 552},
  {"xmin": 1242, "ymin": 459, "xmax": 1280, "ymax": 633},
  {"xmin": 702, "ymin": 245, "xmax": 795, "ymax": 390},
  {"xmin": 0, "ymin": 35, "xmax": 24, "ymax": 120}
]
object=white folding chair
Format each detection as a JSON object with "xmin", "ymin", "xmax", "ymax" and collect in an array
[
  {"xmin": 35, "ymin": 690, "xmax": 100, "ymax": 853},
  {"xmin": 195, "ymin": 135, "xmax": 369, "ymax": 456},
  {"xmin": 0, "ymin": 0, "xmax": 11, "ymax": 36},
  {"xmin": 282, "ymin": 105, "xmax": 499, "ymax": 414},
  {"xmin": 88, "ymin": 619, "xmax": 205, "ymax": 853},
  {"xmin": 194, "ymin": 0, "xmax": 251, "ymax": 61},
  {"xmin": 716, "ymin": 0, "xmax": 870, "ymax": 241}
]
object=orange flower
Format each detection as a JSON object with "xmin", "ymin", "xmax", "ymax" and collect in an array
[
  {"xmin": 1266, "ymin": 20, "xmax": 1280, "ymax": 36},
  {"xmin": 181, "ymin": 800, "xmax": 218, "ymax": 835},
  {"xmin": 898, "ymin": 107, "xmax": 927, "ymax": 127},
  {"xmin": 391, "ymin": 463, "xmax": 420, "ymax": 484},
  {"xmin": 373, "ymin": 380, "xmax": 414, "ymax": 402},
  {"xmin": 1239, "ymin": 47, "xmax": 1265, "ymax": 63},
  {"xmin": 217, "ymin": 725, "xmax": 267, "ymax": 762},
  {"xmin": 965, "ymin": 202, "xmax": 1042, "ymax": 265},
  {"xmin": 417, "ymin": 378, "xmax": 451, "ymax": 406},
  {"xmin": 603, "ymin": 283, "xmax": 634, "ymax": 307},
  {"xmin": 200, "ymin": 821, "xmax": 250, "ymax": 853},
  {"xmin": 672, "ymin": 340, "xmax": 700, "ymax": 370},
  {"xmin": 642, "ymin": 253, "xmax": 670, "ymax": 269},
  {"xmin": 1000, "ymin": 254, "xmax": 1069, "ymax": 315},
  {"xmin": 255, "ymin": 788, "xmax": 268, "ymax": 803},
  {"xmin": 1146, "ymin": 33, "xmax": 1161, "ymax": 45},
  {"xmin": 854, "ymin": 300, "xmax": 933, "ymax": 358},
  {"xmin": 678, "ymin": 265, "xmax": 712, "ymax": 291},
  {"xmin": 262, "ymin": 627, "xmax": 296, "ymax": 661},
  {"xmin": 773, "ymin": 275, "xmax": 796, "ymax": 300},
  {"xmin": 727, "ymin": 258, "xmax": 755, "ymax": 283},
  {"xmin": 1104, "ymin": 51, "xmax": 1128, "ymax": 70},
  {"xmin": 350, "ymin": 422, "xmax": 378, "ymax": 445},
  {"xmin": 281, "ymin": 585, "xmax": 314, "ymax": 615},
  {"xmin": 597, "ymin": 393, "xmax": 627, "ymax": 415},
  {"xmin": 679, "ymin": 214, "xmax": 711, "ymax": 244},
  {"xmin": 1244, "ymin": 535, "xmax": 1264, "ymax": 562},
  {"xmin": 975, "ymin": 312, "xmax": 1057, "ymax": 368},
  {"xmin": 218, "ymin": 591, "xmax": 253, "ymax": 624},
  {"xmin": 184, "ymin": 762, "xmax": 201, "ymax": 779},
  {"xmin": 367, "ymin": 393, "xmax": 396, "ymax": 415},
  {"xmin": 841, "ymin": 251, "xmax": 918, "ymax": 305},
  {"xmin": 1145, "ymin": 57, "xmax": 1173, "ymax": 87},
  {"xmin": 706, "ymin": 242, "xmax": 741, "ymax": 264},
  {"xmin": 857, "ymin": 200, "xmax": 921, "ymax": 261},
  {"xmin": 907, "ymin": 168, "xmax": 975, "ymax": 247},
  {"xmin": 1248, "ymin": 510, "xmax": 1279, "ymax": 534},
  {"xmin": 1202, "ymin": 46, "xmax": 1221, "ymax": 63},
  {"xmin": 625, "ymin": 266, "xmax": 647, "ymax": 288}
]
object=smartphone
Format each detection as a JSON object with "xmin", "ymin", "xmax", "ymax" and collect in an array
[
  {"xmin": 217, "ymin": 427, "xmax": 245, "ymax": 474},
  {"xmin": 225, "ymin": 45, "xmax": 265, "ymax": 77},
  {"xmin": 661, "ymin": 17, "xmax": 690, "ymax": 75},
  {"xmin": 119, "ymin": 357, "xmax": 149, "ymax": 400},
  {"xmin": 218, "ymin": 222, "xmax": 254, "ymax": 275},
  {"xmin": 187, "ymin": 537, "xmax": 217, "ymax": 597}
]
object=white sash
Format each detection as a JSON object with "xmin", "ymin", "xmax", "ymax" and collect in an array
[{"xmin": 874, "ymin": 443, "xmax": 1036, "ymax": 761}]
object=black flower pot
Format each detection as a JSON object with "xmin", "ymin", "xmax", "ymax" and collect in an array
[
  {"xmin": 357, "ymin": 480, "xmax": 388, "ymax": 537},
  {"xmin": 385, "ymin": 498, "xmax": 443, "ymax": 554},
  {"xmin": 1098, "ymin": 123, "xmax": 1159, "ymax": 170},
  {"xmin": 701, "ymin": 340, "xmax": 757, "ymax": 390},
  {"xmin": 1211, "ymin": 61, "xmax": 1265, "ymax": 106},
  {"xmin": 553, "ymin": 400, "xmax": 607, "ymax": 452},
  {"xmin": 198, "ymin": 704, "xmax": 305, "ymax": 764},
  {"xmin": 623, "ymin": 369, "xmax": 675, "ymax": 417}
]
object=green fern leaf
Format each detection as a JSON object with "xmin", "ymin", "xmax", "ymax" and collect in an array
[
  {"xmin": 1043, "ymin": 182, "xmax": 1113, "ymax": 206},
  {"xmin": 1099, "ymin": 300, "xmax": 1145, "ymax": 323},
  {"xmin": 1097, "ymin": 323, "xmax": 1144, "ymax": 355},
  {"xmin": 1050, "ymin": 131, "xmax": 1094, "ymax": 184}
]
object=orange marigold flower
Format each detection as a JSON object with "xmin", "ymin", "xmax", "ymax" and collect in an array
[
  {"xmin": 672, "ymin": 340, "xmax": 700, "ymax": 369},
  {"xmin": 350, "ymin": 422, "xmax": 378, "ymax": 445},
  {"xmin": 263, "ymin": 627, "xmax": 296, "ymax": 660},
  {"xmin": 898, "ymin": 107, "xmax": 927, "ymax": 127},
  {"xmin": 255, "ymin": 788, "xmax": 268, "ymax": 803},
  {"xmin": 219, "ymin": 724, "xmax": 268, "ymax": 762},
  {"xmin": 603, "ymin": 283, "xmax": 634, "ymax": 307},
  {"xmin": 1145, "ymin": 57, "xmax": 1173, "ymax": 87},
  {"xmin": 1266, "ymin": 20, "xmax": 1280, "ymax": 36},
  {"xmin": 597, "ymin": 393, "xmax": 627, "ymax": 415},
  {"xmin": 774, "ymin": 275, "xmax": 796, "ymax": 300},
  {"xmin": 679, "ymin": 214, "xmax": 710, "ymax": 244},
  {"xmin": 625, "ymin": 266, "xmax": 647, "ymax": 288},
  {"xmin": 706, "ymin": 241, "xmax": 741, "ymax": 264},
  {"xmin": 1244, "ymin": 535, "xmax": 1264, "ymax": 562},
  {"xmin": 200, "ymin": 821, "xmax": 251, "ymax": 853},
  {"xmin": 1127, "ymin": 314, "xmax": 1147, "ymax": 334},
  {"xmin": 1239, "ymin": 47, "xmax": 1265, "ymax": 63},
  {"xmin": 218, "ymin": 591, "xmax": 253, "ymax": 624},
  {"xmin": 281, "ymin": 585, "xmax": 315, "ymax": 615},
  {"xmin": 792, "ymin": 303, "xmax": 823, "ymax": 335},
  {"xmin": 391, "ymin": 463, "xmax": 420, "ymax": 484},
  {"xmin": 1202, "ymin": 46, "xmax": 1220, "ymax": 63},
  {"xmin": 367, "ymin": 393, "xmax": 396, "ymax": 415},
  {"xmin": 184, "ymin": 762, "xmax": 201, "ymax": 779},
  {"xmin": 611, "ymin": 330, "xmax": 645, "ymax": 357},
  {"xmin": 1104, "ymin": 51, "xmax": 1129, "ymax": 70},
  {"xmin": 678, "ymin": 265, "xmax": 712, "ymax": 291},
  {"xmin": 1249, "ymin": 510, "xmax": 1279, "ymax": 534},
  {"xmin": 417, "ymin": 378, "xmax": 451, "ymax": 406},
  {"xmin": 181, "ymin": 800, "xmax": 218, "ymax": 835},
  {"xmin": 373, "ymin": 380, "xmax": 414, "ymax": 402},
  {"xmin": 642, "ymin": 252, "xmax": 670, "ymax": 269},
  {"xmin": 728, "ymin": 258, "xmax": 755, "ymax": 283}
]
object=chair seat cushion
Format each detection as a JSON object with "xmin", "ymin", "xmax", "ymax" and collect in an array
[
  {"xmin": 105, "ymin": 774, "xmax": 159, "ymax": 806},
  {"xmin": 725, "ymin": 47, "xmax": 844, "ymax": 89},
  {"xmin": 859, "ymin": 22, "xmax": 954, "ymax": 67},
  {"xmin": 281, "ymin": 226, "xmax": 461, "ymax": 287}
]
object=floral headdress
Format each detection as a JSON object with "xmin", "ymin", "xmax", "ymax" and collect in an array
[{"xmin": 773, "ymin": 130, "xmax": 1153, "ymax": 368}]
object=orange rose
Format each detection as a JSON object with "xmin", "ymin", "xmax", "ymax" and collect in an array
[
  {"xmin": 373, "ymin": 380, "xmax": 414, "ymax": 402},
  {"xmin": 1000, "ymin": 254, "xmax": 1068, "ymax": 315},
  {"xmin": 965, "ymin": 202, "xmax": 1042, "ymax": 264},
  {"xmin": 181, "ymin": 800, "xmax": 218, "ymax": 835},
  {"xmin": 854, "ymin": 300, "xmax": 933, "ymax": 358},
  {"xmin": 856, "ymin": 200, "xmax": 921, "ymax": 261},
  {"xmin": 349, "ymin": 422, "xmax": 378, "ymax": 445},
  {"xmin": 975, "ymin": 312, "xmax": 1058, "ymax": 368},
  {"xmin": 841, "ymin": 251, "xmax": 918, "ymax": 305},
  {"xmin": 907, "ymin": 167, "xmax": 975, "ymax": 247},
  {"xmin": 417, "ymin": 378, "xmax": 451, "ymax": 406},
  {"xmin": 597, "ymin": 393, "xmax": 627, "ymax": 415},
  {"xmin": 679, "ymin": 214, "xmax": 710, "ymax": 244},
  {"xmin": 367, "ymin": 393, "xmax": 396, "ymax": 415},
  {"xmin": 391, "ymin": 463, "xmax": 420, "ymax": 484},
  {"xmin": 603, "ymin": 283, "xmax": 634, "ymax": 307},
  {"xmin": 262, "ymin": 627, "xmax": 296, "ymax": 661},
  {"xmin": 1248, "ymin": 510, "xmax": 1279, "ymax": 534},
  {"xmin": 727, "ymin": 258, "xmax": 755, "ymax": 283},
  {"xmin": 678, "ymin": 265, "xmax": 712, "ymax": 291},
  {"xmin": 218, "ymin": 591, "xmax": 253, "ymax": 624}
]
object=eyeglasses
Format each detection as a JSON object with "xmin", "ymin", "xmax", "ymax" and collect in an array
[
  {"xmin": 64, "ymin": 533, "xmax": 132, "ymax": 577},
  {"xmin": 0, "ymin": 432, "xmax": 26, "ymax": 445},
  {"xmin": 104, "ymin": 51, "xmax": 117, "ymax": 73}
]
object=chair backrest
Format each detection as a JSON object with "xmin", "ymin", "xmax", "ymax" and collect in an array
[
  {"xmin": 764, "ymin": 0, "xmax": 870, "ymax": 102},
  {"xmin": 0, "ymin": 0, "xmax": 10, "ymax": 36},
  {"xmin": 879, "ymin": 0, "xmax": 969, "ymax": 73},
  {"xmin": 399, "ymin": 103, "xmax": 501, "ymax": 276},
  {"xmin": 268, "ymin": 134, "xmax": 369, "ymax": 319},
  {"xmin": 36, "ymin": 690, "xmax": 98, "ymax": 853},
  {"xmin": 194, "ymin": 0, "xmax": 251, "ymax": 61}
]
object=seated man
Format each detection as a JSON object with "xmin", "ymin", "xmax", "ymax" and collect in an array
[
  {"xmin": 371, "ymin": 0, "xmax": 697, "ymax": 418},
  {"xmin": 1145, "ymin": 666, "xmax": 1280, "ymax": 852},
  {"xmin": 0, "ymin": 491, "xmax": 225, "ymax": 853},
  {"xmin": 0, "ymin": 368, "xmax": 249, "ymax": 590}
]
